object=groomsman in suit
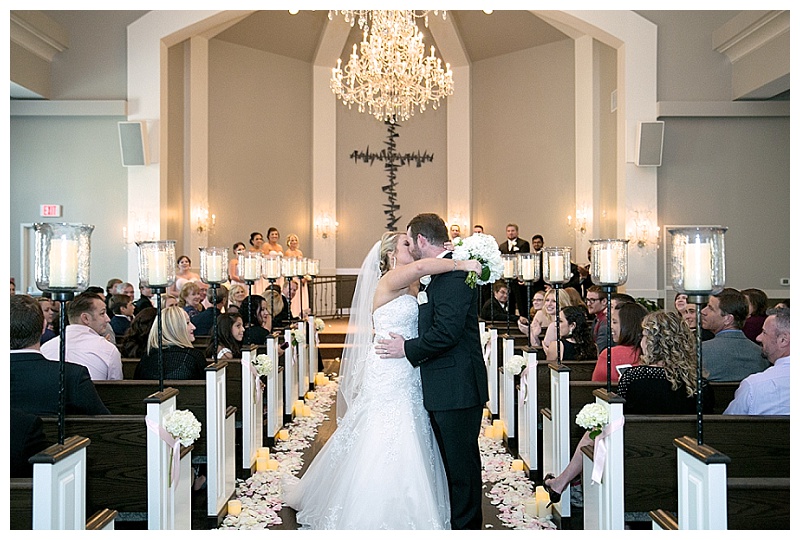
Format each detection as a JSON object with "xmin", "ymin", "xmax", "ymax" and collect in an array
[
  {"xmin": 499, "ymin": 223, "xmax": 530, "ymax": 317},
  {"xmin": 379, "ymin": 213, "xmax": 489, "ymax": 530},
  {"xmin": 10, "ymin": 295, "xmax": 110, "ymax": 416}
]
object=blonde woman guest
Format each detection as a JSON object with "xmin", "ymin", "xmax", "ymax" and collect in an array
[
  {"xmin": 533, "ymin": 288, "xmax": 572, "ymax": 348},
  {"xmin": 133, "ymin": 306, "xmax": 207, "ymax": 379},
  {"xmin": 285, "ymin": 233, "xmax": 310, "ymax": 318},
  {"xmin": 516, "ymin": 289, "xmax": 545, "ymax": 335},
  {"xmin": 178, "ymin": 281, "xmax": 203, "ymax": 318},
  {"xmin": 541, "ymin": 310, "xmax": 714, "ymax": 507},
  {"xmin": 227, "ymin": 283, "xmax": 247, "ymax": 313}
]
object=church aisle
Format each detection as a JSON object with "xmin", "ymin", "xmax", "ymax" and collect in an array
[{"xmin": 219, "ymin": 375, "xmax": 555, "ymax": 531}]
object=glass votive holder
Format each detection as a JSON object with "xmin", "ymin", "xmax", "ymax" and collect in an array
[
  {"xmin": 502, "ymin": 254, "xmax": 518, "ymax": 280},
  {"xmin": 137, "ymin": 240, "xmax": 176, "ymax": 289},
  {"xmin": 199, "ymin": 246, "xmax": 229, "ymax": 284},
  {"xmin": 263, "ymin": 254, "xmax": 281, "ymax": 280},
  {"xmin": 667, "ymin": 226, "xmax": 727, "ymax": 294},
  {"xmin": 590, "ymin": 239, "xmax": 629, "ymax": 286},
  {"xmin": 239, "ymin": 251, "xmax": 262, "ymax": 282},
  {"xmin": 542, "ymin": 247, "xmax": 572, "ymax": 285},
  {"xmin": 34, "ymin": 222, "xmax": 95, "ymax": 292},
  {"xmin": 518, "ymin": 252, "xmax": 540, "ymax": 282}
]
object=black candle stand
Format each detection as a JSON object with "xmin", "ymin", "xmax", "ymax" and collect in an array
[
  {"xmin": 688, "ymin": 293, "xmax": 709, "ymax": 445},
  {"xmin": 150, "ymin": 285, "xmax": 167, "ymax": 392},
  {"xmin": 601, "ymin": 285, "xmax": 618, "ymax": 393},
  {"xmin": 553, "ymin": 284, "xmax": 564, "ymax": 366},
  {"xmin": 209, "ymin": 282, "xmax": 221, "ymax": 360},
  {"xmin": 50, "ymin": 290, "xmax": 76, "ymax": 445}
]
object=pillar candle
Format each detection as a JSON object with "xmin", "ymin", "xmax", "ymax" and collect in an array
[
  {"xmin": 503, "ymin": 258, "xmax": 515, "ymax": 278},
  {"xmin": 535, "ymin": 486, "xmax": 551, "ymax": 518},
  {"xmin": 49, "ymin": 237, "xmax": 79, "ymax": 288},
  {"xmin": 207, "ymin": 253, "xmax": 223, "ymax": 282},
  {"xmin": 265, "ymin": 258, "xmax": 281, "ymax": 279},
  {"xmin": 267, "ymin": 459, "xmax": 280, "ymax": 471},
  {"xmin": 293, "ymin": 399, "xmax": 304, "ymax": 416},
  {"xmin": 243, "ymin": 258, "xmax": 259, "ymax": 280},
  {"xmin": 598, "ymin": 247, "xmax": 620, "ymax": 283},
  {"xmin": 511, "ymin": 459, "xmax": 524, "ymax": 471},
  {"xmin": 548, "ymin": 254, "xmax": 564, "ymax": 282},
  {"xmin": 314, "ymin": 372, "xmax": 324, "ymax": 385},
  {"xmin": 684, "ymin": 242, "xmax": 712, "ymax": 291},
  {"xmin": 256, "ymin": 457, "xmax": 268, "ymax": 472},
  {"xmin": 322, "ymin": 376, "xmax": 330, "ymax": 385},
  {"xmin": 256, "ymin": 447, "xmax": 270, "ymax": 459},
  {"xmin": 306, "ymin": 391, "xmax": 316, "ymax": 400},
  {"xmin": 278, "ymin": 429, "xmax": 289, "ymax": 441},
  {"xmin": 521, "ymin": 258, "xmax": 535, "ymax": 280},
  {"xmin": 492, "ymin": 427, "xmax": 504, "ymax": 440},
  {"xmin": 227, "ymin": 500, "xmax": 242, "ymax": 517},
  {"xmin": 302, "ymin": 405, "xmax": 312, "ymax": 417},
  {"xmin": 482, "ymin": 408, "xmax": 490, "ymax": 418},
  {"xmin": 483, "ymin": 426, "xmax": 494, "ymax": 439},
  {"xmin": 523, "ymin": 497, "xmax": 537, "ymax": 517},
  {"xmin": 146, "ymin": 250, "xmax": 168, "ymax": 286},
  {"xmin": 493, "ymin": 419, "xmax": 505, "ymax": 434}
]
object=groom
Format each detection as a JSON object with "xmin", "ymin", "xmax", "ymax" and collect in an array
[{"xmin": 379, "ymin": 213, "xmax": 489, "ymax": 530}]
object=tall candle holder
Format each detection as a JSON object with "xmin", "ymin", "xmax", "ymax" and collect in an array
[
  {"xmin": 35, "ymin": 222, "xmax": 94, "ymax": 444},
  {"xmin": 307, "ymin": 258, "xmax": 319, "ymax": 316},
  {"xmin": 518, "ymin": 252, "xmax": 541, "ymax": 347},
  {"xmin": 200, "ymin": 247, "xmax": 229, "ymax": 360},
  {"xmin": 296, "ymin": 257, "xmax": 308, "ymax": 321},
  {"xmin": 668, "ymin": 227, "xmax": 727, "ymax": 445},
  {"xmin": 263, "ymin": 253, "xmax": 282, "ymax": 323},
  {"xmin": 543, "ymin": 247, "xmax": 572, "ymax": 365},
  {"xmin": 590, "ymin": 239, "xmax": 629, "ymax": 393},
  {"xmin": 281, "ymin": 257, "xmax": 299, "ymax": 323},
  {"xmin": 240, "ymin": 252, "xmax": 262, "ymax": 328},
  {"xmin": 501, "ymin": 254, "xmax": 518, "ymax": 335},
  {"xmin": 137, "ymin": 240, "xmax": 176, "ymax": 392}
]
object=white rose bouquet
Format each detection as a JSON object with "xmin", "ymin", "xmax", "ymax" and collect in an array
[
  {"xmin": 253, "ymin": 354, "xmax": 274, "ymax": 377},
  {"xmin": 163, "ymin": 409, "xmax": 202, "ymax": 447},
  {"xmin": 505, "ymin": 354, "xmax": 526, "ymax": 376},
  {"xmin": 291, "ymin": 326, "xmax": 305, "ymax": 347},
  {"xmin": 451, "ymin": 233, "xmax": 503, "ymax": 288},
  {"xmin": 575, "ymin": 403, "xmax": 609, "ymax": 440}
]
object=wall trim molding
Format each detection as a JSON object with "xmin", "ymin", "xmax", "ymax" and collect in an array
[
  {"xmin": 10, "ymin": 100, "xmax": 128, "ymax": 116},
  {"xmin": 657, "ymin": 100, "xmax": 789, "ymax": 118}
]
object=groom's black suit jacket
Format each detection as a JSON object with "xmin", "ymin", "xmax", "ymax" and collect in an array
[{"xmin": 404, "ymin": 254, "xmax": 489, "ymax": 411}]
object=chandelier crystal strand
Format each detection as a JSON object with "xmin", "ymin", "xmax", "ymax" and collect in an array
[{"xmin": 330, "ymin": 10, "xmax": 453, "ymax": 122}]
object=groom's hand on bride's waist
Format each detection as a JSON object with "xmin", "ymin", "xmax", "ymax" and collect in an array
[{"xmin": 376, "ymin": 332, "xmax": 405, "ymax": 359}]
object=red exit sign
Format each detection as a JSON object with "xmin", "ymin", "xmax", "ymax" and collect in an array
[{"xmin": 40, "ymin": 204, "xmax": 62, "ymax": 217}]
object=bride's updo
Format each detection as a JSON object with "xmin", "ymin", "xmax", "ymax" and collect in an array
[{"xmin": 378, "ymin": 232, "xmax": 401, "ymax": 276}]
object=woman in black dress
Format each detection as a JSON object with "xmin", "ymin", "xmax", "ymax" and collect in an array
[
  {"xmin": 134, "ymin": 306, "xmax": 207, "ymax": 380},
  {"xmin": 545, "ymin": 305, "xmax": 597, "ymax": 362},
  {"xmin": 542, "ymin": 310, "xmax": 713, "ymax": 504}
]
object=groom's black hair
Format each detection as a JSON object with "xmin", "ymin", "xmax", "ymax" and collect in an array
[{"xmin": 407, "ymin": 213, "xmax": 449, "ymax": 247}]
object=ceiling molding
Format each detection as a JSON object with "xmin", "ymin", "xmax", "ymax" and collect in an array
[
  {"xmin": 10, "ymin": 10, "xmax": 69, "ymax": 62},
  {"xmin": 712, "ymin": 10, "xmax": 788, "ymax": 62}
]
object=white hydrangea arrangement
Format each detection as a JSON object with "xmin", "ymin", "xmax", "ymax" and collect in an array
[
  {"xmin": 253, "ymin": 354, "xmax": 274, "ymax": 377},
  {"xmin": 452, "ymin": 233, "xmax": 503, "ymax": 288},
  {"xmin": 291, "ymin": 326, "xmax": 306, "ymax": 347},
  {"xmin": 163, "ymin": 409, "xmax": 202, "ymax": 447},
  {"xmin": 314, "ymin": 318, "xmax": 326, "ymax": 332},
  {"xmin": 481, "ymin": 330, "xmax": 492, "ymax": 348},
  {"xmin": 505, "ymin": 354, "xmax": 526, "ymax": 376},
  {"xmin": 575, "ymin": 403, "xmax": 609, "ymax": 440}
]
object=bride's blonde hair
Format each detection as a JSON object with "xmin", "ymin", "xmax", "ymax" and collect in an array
[{"xmin": 378, "ymin": 232, "xmax": 401, "ymax": 276}]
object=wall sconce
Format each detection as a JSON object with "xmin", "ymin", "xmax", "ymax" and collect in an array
[
  {"xmin": 194, "ymin": 207, "xmax": 216, "ymax": 234},
  {"xmin": 628, "ymin": 210, "xmax": 660, "ymax": 250},
  {"xmin": 567, "ymin": 207, "xmax": 590, "ymax": 235},
  {"xmin": 315, "ymin": 213, "xmax": 338, "ymax": 239}
]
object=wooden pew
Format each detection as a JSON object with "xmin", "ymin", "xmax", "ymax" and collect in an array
[
  {"xmin": 10, "ymin": 478, "xmax": 34, "ymax": 529},
  {"xmin": 121, "ymin": 357, "xmax": 139, "ymax": 379},
  {"xmin": 621, "ymin": 414, "xmax": 790, "ymax": 529}
]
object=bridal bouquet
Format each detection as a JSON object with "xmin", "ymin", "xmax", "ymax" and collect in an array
[
  {"xmin": 164, "ymin": 409, "xmax": 202, "ymax": 447},
  {"xmin": 505, "ymin": 354, "xmax": 526, "ymax": 376},
  {"xmin": 452, "ymin": 233, "xmax": 503, "ymax": 288},
  {"xmin": 576, "ymin": 403, "xmax": 609, "ymax": 440},
  {"xmin": 253, "ymin": 354, "xmax": 274, "ymax": 377}
]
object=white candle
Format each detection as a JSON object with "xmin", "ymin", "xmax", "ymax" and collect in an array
[
  {"xmin": 535, "ymin": 486, "xmax": 551, "ymax": 518},
  {"xmin": 266, "ymin": 459, "xmax": 280, "ymax": 470},
  {"xmin": 503, "ymin": 258, "xmax": 515, "ymax": 278},
  {"xmin": 598, "ymin": 247, "xmax": 620, "ymax": 283},
  {"xmin": 684, "ymin": 242, "xmax": 712, "ymax": 291},
  {"xmin": 256, "ymin": 456, "xmax": 268, "ymax": 472},
  {"xmin": 144, "ymin": 250, "xmax": 167, "ymax": 286},
  {"xmin": 549, "ymin": 255, "xmax": 564, "ymax": 282},
  {"xmin": 227, "ymin": 500, "xmax": 242, "ymax": 517},
  {"xmin": 207, "ymin": 253, "xmax": 223, "ymax": 282},
  {"xmin": 521, "ymin": 258, "xmax": 535, "ymax": 280},
  {"xmin": 243, "ymin": 258, "xmax": 259, "ymax": 280},
  {"xmin": 49, "ymin": 237, "xmax": 79, "ymax": 288},
  {"xmin": 511, "ymin": 459, "xmax": 524, "ymax": 471},
  {"xmin": 265, "ymin": 258, "xmax": 281, "ymax": 279},
  {"xmin": 256, "ymin": 447, "xmax": 270, "ymax": 459}
]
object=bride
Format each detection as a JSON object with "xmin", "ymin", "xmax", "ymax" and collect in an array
[{"xmin": 282, "ymin": 231, "xmax": 481, "ymax": 529}]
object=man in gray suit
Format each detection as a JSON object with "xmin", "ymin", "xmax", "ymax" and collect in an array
[{"xmin": 701, "ymin": 288, "xmax": 769, "ymax": 381}]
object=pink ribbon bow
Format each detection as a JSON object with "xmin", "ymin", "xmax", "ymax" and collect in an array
[
  {"xmin": 483, "ymin": 333, "xmax": 496, "ymax": 364},
  {"xmin": 145, "ymin": 417, "xmax": 182, "ymax": 488},
  {"xmin": 520, "ymin": 366, "xmax": 530, "ymax": 404},
  {"xmin": 247, "ymin": 361, "xmax": 265, "ymax": 403},
  {"xmin": 591, "ymin": 416, "xmax": 625, "ymax": 484}
]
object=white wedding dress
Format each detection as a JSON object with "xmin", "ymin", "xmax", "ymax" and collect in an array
[{"xmin": 283, "ymin": 294, "xmax": 451, "ymax": 529}]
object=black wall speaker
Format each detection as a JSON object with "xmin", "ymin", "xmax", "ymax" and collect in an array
[
  {"xmin": 118, "ymin": 121, "xmax": 149, "ymax": 167},
  {"xmin": 635, "ymin": 121, "xmax": 664, "ymax": 167}
]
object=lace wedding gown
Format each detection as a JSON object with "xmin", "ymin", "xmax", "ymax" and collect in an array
[{"xmin": 283, "ymin": 294, "xmax": 451, "ymax": 529}]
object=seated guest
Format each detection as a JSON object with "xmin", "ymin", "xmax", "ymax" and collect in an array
[
  {"xmin": 674, "ymin": 293, "xmax": 688, "ymax": 314},
  {"xmin": 191, "ymin": 286, "xmax": 228, "ymax": 336},
  {"xmin": 109, "ymin": 293, "xmax": 134, "ymax": 336},
  {"xmin": 610, "ymin": 292, "xmax": 636, "ymax": 310},
  {"xmin": 41, "ymin": 292, "xmax": 123, "ymax": 381},
  {"xmin": 679, "ymin": 303, "xmax": 715, "ymax": 341},
  {"xmin": 105, "ymin": 278, "xmax": 122, "ymax": 316},
  {"xmin": 517, "ymin": 290, "xmax": 545, "ymax": 335},
  {"xmin": 10, "ymin": 295, "xmax": 110, "ymax": 416},
  {"xmin": 10, "ymin": 408, "xmax": 51, "ymax": 478},
  {"xmin": 545, "ymin": 305, "xmax": 596, "ymax": 362},
  {"xmin": 481, "ymin": 280, "xmax": 518, "ymax": 322},
  {"xmin": 119, "ymin": 307, "xmax": 157, "ymax": 359},
  {"xmin": 85, "ymin": 285, "xmax": 117, "ymax": 344},
  {"xmin": 701, "ymin": 288, "xmax": 769, "ymax": 381},
  {"xmin": 741, "ymin": 288, "xmax": 768, "ymax": 343},
  {"xmin": 37, "ymin": 296, "xmax": 58, "ymax": 344},
  {"xmin": 725, "ymin": 307, "xmax": 790, "ymax": 415},
  {"xmin": 178, "ymin": 281, "xmax": 203, "ymax": 318},
  {"xmin": 585, "ymin": 286, "xmax": 613, "ymax": 353},
  {"xmin": 540, "ymin": 289, "xmax": 574, "ymax": 350},
  {"xmin": 272, "ymin": 281, "xmax": 297, "ymax": 328},
  {"xmin": 134, "ymin": 306, "xmax": 207, "ymax": 379},
  {"xmin": 133, "ymin": 281, "xmax": 154, "ymax": 315},
  {"xmin": 207, "ymin": 312, "xmax": 244, "ymax": 360},
  {"xmin": 542, "ymin": 310, "xmax": 713, "ymax": 506},
  {"xmin": 242, "ymin": 292, "xmax": 285, "ymax": 346},
  {"xmin": 563, "ymin": 287, "xmax": 585, "ymax": 311},
  {"xmin": 227, "ymin": 283, "xmax": 247, "ymax": 314},
  {"xmin": 591, "ymin": 302, "xmax": 647, "ymax": 383}
]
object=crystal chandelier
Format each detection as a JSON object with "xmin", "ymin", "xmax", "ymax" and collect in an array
[{"xmin": 329, "ymin": 10, "xmax": 454, "ymax": 122}]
